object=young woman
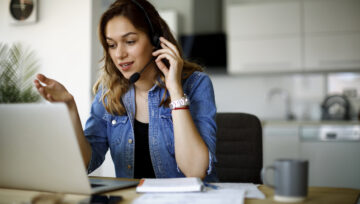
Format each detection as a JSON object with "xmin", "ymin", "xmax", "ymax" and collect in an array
[{"xmin": 34, "ymin": 0, "xmax": 217, "ymax": 181}]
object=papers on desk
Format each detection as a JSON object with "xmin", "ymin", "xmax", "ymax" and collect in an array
[
  {"xmin": 214, "ymin": 183, "xmax": 266, "ymax": 199},
  {"xmin": 136, "ymin": 177, "xmax": 204, "ymax": 193},
  {"xmin": 133, "ymin": 181, "xmax": 265, "ymax": 204}
]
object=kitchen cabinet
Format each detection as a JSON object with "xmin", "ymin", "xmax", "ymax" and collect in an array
[
  {"xmin": 227, "ymin": 2, "xmax": 301, "ymax": 37},
  {"xmin": 263, "ymin": 122, "xmax": 360, "ymax": 189},
  {"xmin": 226, "ymin": 0, "xmax": 360, "ymax": 74},
  {"xmin": 304, "ymin": 34, "xmax": 360, "ymax": 71},
  {"xmin": 303, "ymin": 0, "xmax": 360, "ymax": 71},
  {"xmin": 303, "ymin": 0, "xmax": 360, "ymax": 33},
  {"xmin": 228, "ymin": 37, "xmax": 302, "ymax": 73},
  {"xmin": 227, "ymin": 1, "xmax": 302, "ymax": 74},
  {"xmin": 300, "ymin": 125, "xmax": 360, "ymax": 189}
]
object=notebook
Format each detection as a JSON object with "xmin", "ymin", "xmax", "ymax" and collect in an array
[
  {"xmin": 0, "ymin": 103, "xmax": 138, "ymax": 194},
  {"xmin": 136, "ymin": 177, "xmax": 204, "ymax": 193}
]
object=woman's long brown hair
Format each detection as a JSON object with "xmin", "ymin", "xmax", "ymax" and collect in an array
[{"xmin": 94, "ymin": 0, "xmax": 203, "ymax": 115}]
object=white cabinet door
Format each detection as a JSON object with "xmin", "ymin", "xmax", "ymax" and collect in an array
[
  {"xmin": 303, "ymin": 0, "xmax": 360, "ymax": 71},
  {"xmin": 303, "ymin": 0, "xmax": 360, "ymax": 33},
  {"xmin": 299, "ymin": 125, "xmax": 360, "ymax": 189},
  {"xmin": 228, "ymin": 37, "xmax": 302, "ymax": 73},
  {"xmin": 304, "ymin": 33, "xmax": 360, "ymax": 70},
  {"xmin": 227, "ymin": 1, "xmax": 302, "ymax": 73},
  {"xmin": 228, "ymin": 2, "xmax": 301, "ymax": 38},
  {"xmin": 300, "ymin": 142, "xmax": 360, "ymax": 189}
]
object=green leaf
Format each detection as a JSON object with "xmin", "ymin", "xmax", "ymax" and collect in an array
[{"xmin": 0, "ymin": 42, "xmax": 41, "ymax": 103}]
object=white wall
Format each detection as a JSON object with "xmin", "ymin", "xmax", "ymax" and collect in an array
[
  {"xmin": 210, "ymin": 73, "xmax": 326, "ymax": 121},
  {"xmin": 0, "ymin": 0, "xmax": 92, "ymax": 125}
]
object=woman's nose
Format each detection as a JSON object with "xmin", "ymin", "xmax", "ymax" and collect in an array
[{"xmin": 115, "ymin": 45, "xmax": 127, "ymax": 59}]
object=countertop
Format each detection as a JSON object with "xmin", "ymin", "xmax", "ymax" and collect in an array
[{"xmin": 261, "ymin": 120, "xmax": 360, "ymax": 126}]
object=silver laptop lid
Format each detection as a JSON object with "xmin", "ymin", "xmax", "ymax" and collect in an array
[{"xmin": 0, "ymin": 103, "xmax": 92, "ymax": 194}]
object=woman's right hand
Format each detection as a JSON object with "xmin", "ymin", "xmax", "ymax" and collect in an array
[{"xmin": 34, "ymin": 74, "xmax": 73, "ymax": 104}]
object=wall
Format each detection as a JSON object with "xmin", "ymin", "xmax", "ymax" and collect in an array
[
  {"xmin": 0, "ymin": 0, "xmax": 92, "ymax": 126},
  {"xmin": 90, "ymin": 1, "xmax": 109, "ymax": 94},
  {"xmin": 210, "ymin": 73, "xmax": 326, "ymax": 121}
]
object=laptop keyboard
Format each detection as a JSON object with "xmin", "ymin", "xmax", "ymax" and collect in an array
[{"xmin": 91, "ymin": 183, "xmax": 105, "ymax": 188}]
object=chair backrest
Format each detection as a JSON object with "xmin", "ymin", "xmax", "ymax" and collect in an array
[{"xmin": 215, "ymin": 113, "xmax": 263, "ymax": 183}]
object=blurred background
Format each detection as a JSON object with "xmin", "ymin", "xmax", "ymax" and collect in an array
[{"xmin": 1, "ymin": 0, "xmax": 359, "ymax": 189}]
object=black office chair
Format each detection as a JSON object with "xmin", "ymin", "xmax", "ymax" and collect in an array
[{"xmin": 215, "ymin": 113, "xmax": 263, "ymax": 184}]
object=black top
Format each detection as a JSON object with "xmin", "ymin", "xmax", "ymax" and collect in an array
[{"xmin": 134, "ymin": 119, "xmax": 156, "ymax": 179}]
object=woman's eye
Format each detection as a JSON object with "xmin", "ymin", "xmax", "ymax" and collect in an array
[
  {"xmin": 108, "ymin": 44, "xmax": 116, "ymax": 48},
  {"xmin": 126, "ymin": 40, "xmax": 135, "ymax": 45}
]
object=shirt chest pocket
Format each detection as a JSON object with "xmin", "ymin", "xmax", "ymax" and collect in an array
[
  {"xmin": 103, "ymin": 114, "xmax": 130, "ymax": 146},
  {"xmin": 159, "ymin": 111, "xmax": 175, "ymax": 155}
]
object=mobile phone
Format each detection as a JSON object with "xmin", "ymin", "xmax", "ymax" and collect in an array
[{"xmin": 79, "ymin": 195, "xmax": 123, "ymax": 204}]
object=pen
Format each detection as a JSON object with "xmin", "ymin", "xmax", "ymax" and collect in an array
[{"xmin": 203, "ymin": 182, "xmax": 219, "ymax": 190}]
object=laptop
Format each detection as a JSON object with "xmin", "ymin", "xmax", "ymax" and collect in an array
[{"xmin": 0, "ymin": 103, "xmax": 138, "ymax": 194}]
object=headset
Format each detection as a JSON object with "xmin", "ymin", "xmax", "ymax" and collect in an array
[{"xmin": 129, "ymin": 0, "xmax": 160, "ymax": 83}]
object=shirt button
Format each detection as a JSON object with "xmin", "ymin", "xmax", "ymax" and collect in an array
[
  {"xmin": 127, "ymin": 165, "xmax": 131, "ymax": 169},
  {"xmin": 111, "ymin": 120, "xmax": 116, "ymax": 125},
  {"xmin": 128, "ymin": 139, "xmax": 133, "ymax": 144}
]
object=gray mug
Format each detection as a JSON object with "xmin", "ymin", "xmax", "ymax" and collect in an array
[{"xmin": 261, "ymin": 159, "xmax": 309, "ymax": 202}]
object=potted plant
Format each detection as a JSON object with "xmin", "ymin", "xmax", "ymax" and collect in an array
[{"xmin": 0, "ymin": 42, "xmax": 40, "ymax": 103}]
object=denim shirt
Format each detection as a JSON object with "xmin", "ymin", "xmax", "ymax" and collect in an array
[{"xmin": 84, "ymin": 71, "xmax": 218, "ymax": 181}]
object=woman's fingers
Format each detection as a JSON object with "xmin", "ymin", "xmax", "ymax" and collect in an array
[
  {"xmin": 153, "ymin": 44, "xmax": 177, "ymax": 59},
  {"xmin": 36, "ymin": 86, "xmax": 48, "ymax": 100},
  {"xmin": 34, "ymin": 74, "xmax": 55, "ymax": 101},
  {"xmin": 159, "ymin": 37, "xmax": 180, "ymax": 57},
  {"xmin": 153, "ymin": 42, "xmax": 178, "ymax": 59},
  {"xmin": 36, "ymin": 73, "xmax": 53, "ymax": 85},
  {"xmin": 34, "ymin": 79, "xmax": 42, "ymax": 89},
  {"xmin": 155, "ymin": 54, "xmax": 170, "ymax": 75},
  {"xmin": 156, "ymin": 51, "xmax": 178, "ymax": 67}
]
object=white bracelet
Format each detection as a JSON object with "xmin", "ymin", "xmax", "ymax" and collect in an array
[{"xmin": 169, "ymin": 94, "xmax": 190, "ymax": 110}]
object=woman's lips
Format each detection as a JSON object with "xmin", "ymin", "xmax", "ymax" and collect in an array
[{"xmin": 118, "ymin": 61, "xmax": 134, "ymax": 71}]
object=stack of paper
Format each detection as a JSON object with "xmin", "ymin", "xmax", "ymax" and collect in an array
[{"xmin": 136, "ymin": 177, "xmax": 204, "ymax": 193}]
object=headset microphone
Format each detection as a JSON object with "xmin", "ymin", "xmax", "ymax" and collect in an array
[
  {"xmin": 128, "ymin": 73, "xmax": 140, "ymax": 84},
  {"xmin": 128, "ymin": 57, "xmax": 154, "ymax": 84}
]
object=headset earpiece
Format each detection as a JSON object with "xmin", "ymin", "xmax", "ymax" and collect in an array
[{"xmin": 152, "ymin": 34, "xmax": 161, "ymax": 50}]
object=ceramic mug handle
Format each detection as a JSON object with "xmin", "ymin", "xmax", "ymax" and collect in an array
[{"xmin": 261, "ymin": 166, "xmax": 275, "ymax": 188}]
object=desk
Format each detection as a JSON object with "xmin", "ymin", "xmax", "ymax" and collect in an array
[{"xmin": 0, "ymin": 178, "xmax": 359, "ymax": 204}]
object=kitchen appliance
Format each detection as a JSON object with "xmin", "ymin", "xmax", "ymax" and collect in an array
[
  {"xmin": 300, "ymin": 124, "xmax": 360, "ymax": 189},
  {"xmin": 321, "ymin": 95, "xmax": 351, "ymax": 120}
]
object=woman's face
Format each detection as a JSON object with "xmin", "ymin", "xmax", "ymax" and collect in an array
[{"xmin": 105, "ymin": 15, "xmax": 154, "ymax": 79}]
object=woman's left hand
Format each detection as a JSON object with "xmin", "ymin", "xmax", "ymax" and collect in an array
[{"xmin": 152, "ymin": 37, "xmax": 184, "ymax": 97}]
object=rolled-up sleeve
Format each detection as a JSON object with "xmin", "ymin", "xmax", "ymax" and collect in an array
[
  {"xmin": 185, "ymin": 72, "xmax": 217, "ymax": 176},
  {"xmin": 84, "ymin": 91, "xmax": 109, "ymax": 174}
]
